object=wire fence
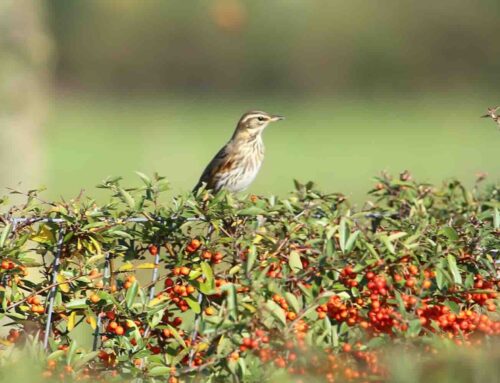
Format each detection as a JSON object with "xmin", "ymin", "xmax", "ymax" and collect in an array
[
  {"xmin": 3, "ymin": 212, "xmax": 498, "ymax": 353},
  {"xmin": 3, "ymin": 216, "xmax": 199, "ymax": 351}
]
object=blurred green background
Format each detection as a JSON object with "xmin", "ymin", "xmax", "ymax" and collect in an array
[{"xmin": 1, "ymin": 0, "xmax": 499, "ymax": 202}]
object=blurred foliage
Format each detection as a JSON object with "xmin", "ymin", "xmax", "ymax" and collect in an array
[
  {"xmin": 44, "ymin": 0, "xmax": 500, "ymax": 94},
  {"xmin": 0, "ymin": 0, "xmax": 53, "ymax": 189},
  {"xmin": 0, "ymin": 173, "xmax": 498, "ymax": 381}
]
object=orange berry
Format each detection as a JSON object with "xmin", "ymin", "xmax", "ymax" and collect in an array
[
  {"xmin": 408, "ymin": 265, "xmax": 419, "ymax": 275},
  {"xmin": 204, "ymin": 306, "xmax": 216, "ymax": 316},
  {"xmin": 180, "ymin": 266, "xmax": 190, "ymax": 276},
  {"xmin": 405, "ymin": 278, "xmax": 416, "ymax": 288},
  {"xmin": 162, "ymin": 328, "xmax": 172, "ymax": 338},
  {"xmin": 109, "ymin": 321, "xmax": 118, "ymax": 330},
  {"xmin": 89, "ymin": 294, "xmax": 100, "ymax": 304},
  {"xmin": 32, "ymin": 296, "xmax": 41, "ymax": 305},
  {"xmin": 115, "ymin": 326, "xmax": 124, "ymax": 336},
  {"xmin": 89, "ymin": 268, "xmax": 99, "ymax": 278}
]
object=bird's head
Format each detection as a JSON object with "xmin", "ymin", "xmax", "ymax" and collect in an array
[{"xmin": 233, "ymin": 110, "xmax": 284, "ymax": 139}]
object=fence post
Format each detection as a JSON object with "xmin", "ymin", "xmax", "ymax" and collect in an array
[
  {"xmin": 43, "ymin": 224, "xmax": 65, "ymax": 349},
  {"xmin": 148, "ymin": 245, "xmax": 161, "ymax": 302},
  {"xmin": 92, "ymin": 253, "xmax": 111, "ymax": 351}
]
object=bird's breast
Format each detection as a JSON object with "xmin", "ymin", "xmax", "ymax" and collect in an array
[{"xmin": 221, "ymin": 139, "xmax": 264, "ymax": 192}]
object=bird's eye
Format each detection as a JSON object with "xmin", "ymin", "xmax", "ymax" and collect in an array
[{"xmin": 257, "ymin": 116, "xmax": 265, "ymax": 121}]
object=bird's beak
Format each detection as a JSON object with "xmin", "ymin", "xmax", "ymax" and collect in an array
[
  {"xmin": 481, "ymin": 114, "xmax": 491, "ymax": 118},
  {"xmin": 270, "ymin": 115, "xmax": 285, "ymax": 122}
]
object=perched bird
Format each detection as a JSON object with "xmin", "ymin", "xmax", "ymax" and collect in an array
[{"xmin": 193, "ymin": 111, "xmax": 284, "ymax": 193}]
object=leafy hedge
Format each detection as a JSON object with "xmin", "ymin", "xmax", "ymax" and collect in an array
[{"xmin": 0, "ymin": 173, "xmax": 498, "ymax": 382}]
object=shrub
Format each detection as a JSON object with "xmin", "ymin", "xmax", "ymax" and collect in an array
[{"xmin": 0, "ymin": 172, "xmax": 498, "ymax": 382}]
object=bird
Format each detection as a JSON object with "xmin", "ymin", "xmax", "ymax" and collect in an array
[
  {"xmin": 481, "ymin": 106, "xmax": 500, "ymax": 129},
  {"xmin": 193, "ymin": 110, "xmax": 284, "ymax": 194}
]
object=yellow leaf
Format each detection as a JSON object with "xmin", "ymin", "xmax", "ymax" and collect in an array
[
  {"xmin": 89, "ymin": 236, "xmax": 102, "ymax": 255},
  {"xmin": 136, "ymin": 263, "xmax": 155, "ymax": 269},
  {"xmin": 148, "ymin": 295, "xmax": 168, "ymax": 307},
  {"xmin": 253, "ymin": 234, "xmax": 263, "ymax": 244},
  {"xmin": 242, "ymin": 303, "xmax": 257, "ymax": 313},
  {"xmin": 86, "ymin": 314, "xmax": 97, "ymax": 330},
  {"xmin": 118, "ymin": 263, "xmax": 134, "ymax": 272},
  {"xmin": 196, "ymin": 342, "xmax": 209, "ymax": 352},
  {"xmin": 31, "ymin": 225, "xmax": 55, "ymax": 244},
  {"xmin": 125, "ymin": 319, "xmax": 136, "ymax": 329},
  {"xmin": 67, "ymin": 311, "xmax": 77, "ymax": 331},
  {"xmin": 57, "ymin": 274, "xmax": 70, "ymax": 293}
]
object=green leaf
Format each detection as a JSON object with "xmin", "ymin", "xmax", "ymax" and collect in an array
[
  {"xmin": 185, "ymin": 295, "xmax": 201, "ymax": 314},
  {"xmin": 109, "ymin": 230, "xmax": 134, "ymax": 239},
  {"xmin": 148, "ymin": 366, "xmax": 171, "ymax": 377},
  {"xmin": 48, "ymin": 350, "xmax": 66, "ymax": 361},
  {"xmin": 440, "ymin": 226, "xmax": 459, "ymax": 241},
  {"xmin": 125, "ymin": 281, "xmax": 139, "ymax": 308},
  {"xmin": 289, "ymin": 251, "xmax": 303, "ymax": 273},
  {"xmin": 435, "ymin": 268, "xmax": 445, "ymax": 289},
  {"xmin": 66, "ymin": 340, "xmax": 78, "ymax": 365},
  {"xmin": 447, "ymin": 254, "xmax": 462, "ymax": 285},
  {"xmin": 167, "ymin": 325, "xmax": 186, "ymax": 348},
  {"xmin": 284, "ymin": 292, "xmax": 300, "ymax": 313},
  {"xmin": 118, "ymin": 188, "xmax": 135, "ymax": 209},
  {"xmin": 338, "ymin": 218, "xmax": 348, "ymax": 253},
  {"xmin": 380, "ymin": 235, "xmax": 395, "ymax": 254},
  {"xmin": 266, "ymin": 300, "xmax": 286, "ymax": 326},
  {"xmin": 87, "ymin": 253, "xmax": 105, "ymax": 265},
  {"xmin": 221, "ymin": 284, "xmax": 238, "ymax": 320},
  {"xmin": 408, "ymin": 319, "xmax": 422, "ymax": 337},
  {"xmin": 73, "ymin": 352, "xmax": 98, "ymax": 371},
  {"xmin": 344, "ymin": 230, "xmax": 360, "ymax": 253},
  {"xmin": 246, "ymin": 245, "xmax": 257, "ymax": 274},
  {"xmin": 445, "ymin": 300, "xmax": 460, "ymax": 314},
  {"xmin": 0, "ymin": 222, "xmax": 12, "ymax": 248},
  {"xmin": 135, "ymin": 171, "xmax": 152, "ymax": 186},
  {"xmin": 200, "ymin": 262, "xmax": 215, "ymax": 293},
  {"xmin": 66, "ymin": 299, "xmax": 88, "ymax": 310},
  {"xmin": 238, "ymin": 206, "xmax": 267, "ymax": 216}
]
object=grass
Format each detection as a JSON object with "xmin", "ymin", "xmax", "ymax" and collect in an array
[{"xmin": 43, "ymin": 91, "xmax": 499, "ymax": 203}]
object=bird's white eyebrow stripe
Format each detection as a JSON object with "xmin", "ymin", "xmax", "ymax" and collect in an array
[{"xmin": 241, "ymin": 113, "xmax": 267, "ymax": 123}]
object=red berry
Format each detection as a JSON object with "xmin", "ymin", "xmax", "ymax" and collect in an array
[{"xmin": 148, "ymin": 245, "xmax": 158, "ymax": 256}]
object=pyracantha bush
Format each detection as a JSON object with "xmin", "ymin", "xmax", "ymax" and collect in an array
[{"xmin": 0, "ymin": 172, "xmax": 498, "ymax": 382}]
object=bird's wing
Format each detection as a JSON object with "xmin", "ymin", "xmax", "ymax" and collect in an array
[{"xmin": 193, "ymin": 143, "xmax": 234, "ymax": 193}]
